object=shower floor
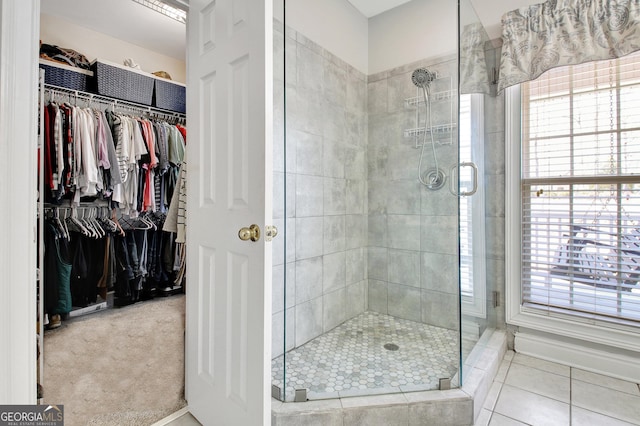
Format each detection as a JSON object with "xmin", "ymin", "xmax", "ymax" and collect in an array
[{"xmin": 271, "ymin": 311, "xmax": 459, "ymax": 401}]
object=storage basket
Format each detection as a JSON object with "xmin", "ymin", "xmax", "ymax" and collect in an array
[
  {"xmin": 153, "ymin": 78, "xmax": 186, "ymax": 113},
  {"xmin": 39, "ymin": 59, "xmax": 93, "ymax": 92},
  {"xmin": 90, "ymin": 59, "xmax": 155, "ymax": 105}
]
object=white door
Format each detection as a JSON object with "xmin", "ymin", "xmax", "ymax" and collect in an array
[{"xmin": 185, "ymin": 0, "xmax": 273, "ymax": 424}]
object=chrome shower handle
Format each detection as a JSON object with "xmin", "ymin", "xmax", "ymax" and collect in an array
[{"xmin": 449, "ymin": 162, "xmax": 478, "ymax": 197}]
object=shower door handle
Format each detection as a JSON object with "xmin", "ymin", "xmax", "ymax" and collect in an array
[{"xmin": 449, "ymin": 162, "xmax": 478, "ymax": 197}]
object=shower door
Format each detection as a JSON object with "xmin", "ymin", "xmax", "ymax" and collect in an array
[
  {"xmin": 458, "ymin": 0, "xmax": 499, "ymax": 379},
  {"xmin": 274, "ymin": 0, "xmax": 465, "ymax": 401}
]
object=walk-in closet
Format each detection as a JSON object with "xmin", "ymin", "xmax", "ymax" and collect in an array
[{"xmin": 37, "ymin": 1, "xmax": 188, "ymax": 424}]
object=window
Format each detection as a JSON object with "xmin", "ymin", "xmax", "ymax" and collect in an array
[
  {"xmin": 459, "ymin": 93, "xmax": 486, "ymax": 318},
  {"xmin": 508, "ymin": 53, "xmax": 640, "ymax": 338}
]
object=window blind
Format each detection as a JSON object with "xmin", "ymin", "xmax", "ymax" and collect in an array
[{"xmin": 521, "ymin": 52, "xmax": 640, "ymax": 324}]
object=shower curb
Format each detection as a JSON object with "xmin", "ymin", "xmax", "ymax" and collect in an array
[{"xmin": 271, "ymin": 329, "xmax": 507, "ymax": 425}]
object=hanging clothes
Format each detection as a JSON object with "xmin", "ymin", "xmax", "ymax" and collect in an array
[
  {"xmin": 41, "ymin": 99, "xmax": 186, "ymax": 214},
  {"xmin": 41, "ymin": 87, "xmax": 187, "ymax": 322}
]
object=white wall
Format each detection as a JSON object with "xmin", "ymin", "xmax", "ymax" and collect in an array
[
  {"xmin": 283, "ymin": 0, "xmax": 369, "ymax": 74},
  {"xmin": 283, "ymin": 0, "xmax": 457, "ymax": 76},
  {"xmin": 368, "ymin": 0, "xmax": 457, "ymax": 75},
  {"xmin": 40, "ymin": 13, "xmax": 186, "ymax": 83}
]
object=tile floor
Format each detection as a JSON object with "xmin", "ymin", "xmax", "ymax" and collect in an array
[
  {"xmin": 271, "ymin": 311, "xmax": 459, "ymax": 400},
  {"xmin": 478, "ymin": 350, "xmax": 640, "ymax": 426},
  {"xmin": 166, "ymin": 349, "xmax": 640, "ymax": 425}
]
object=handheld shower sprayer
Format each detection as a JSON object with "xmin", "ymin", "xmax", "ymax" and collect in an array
[
  {"xmin": 412, "ymin": 68, "xmax": 445, "ymax": 190},
  {"xmin": 411, "ymin": 68, "xmax": 437, "ymax": 89}
]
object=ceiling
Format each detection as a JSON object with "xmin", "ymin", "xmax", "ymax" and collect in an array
[
  {"xmin": 40, "ymin": 0, "xmax": 541, "ymax": 60},
  {"xmin": 40, "ymin": 0, "xmax": 186, "ymax": 60},
  {"xmin": 346, "ymin": 0, "xmax": 413, "ymax": 18}
]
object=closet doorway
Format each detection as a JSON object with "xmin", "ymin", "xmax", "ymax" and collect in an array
[
  {"xmin": 38, "ymin": 1, "xmax": 188, "ymax": 424},
  {"xmin": 33, "ymin": 0, "xmax": 275, "ymax": 424}
]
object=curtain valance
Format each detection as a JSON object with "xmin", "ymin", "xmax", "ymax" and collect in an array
[{"xmin": 498, "ymin": 0, "xmax": 640, "ymax": 92}]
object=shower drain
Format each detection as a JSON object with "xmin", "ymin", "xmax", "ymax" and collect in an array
[{"xmin": 383, "ymin": 343, "xmax": 399, "ymax": 351}]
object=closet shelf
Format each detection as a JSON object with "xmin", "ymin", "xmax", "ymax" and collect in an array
[{"xmin": 44, "ymin": 83, "xmax": 186, "ymax": 121}]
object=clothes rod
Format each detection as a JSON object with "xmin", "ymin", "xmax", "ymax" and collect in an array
[{"xmin": 43, "ymin": 83, "xmax": 186, "ymax": 120}]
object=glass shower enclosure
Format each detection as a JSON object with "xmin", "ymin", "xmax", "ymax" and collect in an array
[{"xmin": 271, "ymin": 0, "xmax": 498, "ymax": 402}]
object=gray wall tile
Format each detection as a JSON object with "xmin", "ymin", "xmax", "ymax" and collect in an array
[
  {"xmin": 345, "ymin": 214, "xmax": 367, "ymax": 250},
  {"xmin": 368, "ymin": 214, "xmax": 387, "ymax": 247},
  {"xmin": 323, "ymin": 288, "xmax": 347, "ymax": 332},
  {"xmin": 324, "ymin": 178, "xmax": 347, "ymax": 215},
  {"xmin": 346, "ymin": 179, "xmax": 366, "ymax": 215},
  {"xmin": 421, "ymin": 290, "xmax": 459, "ymax": 330},
  {"xmin": 323, "ymin": 251, "xmax": 346, "ymax": 294},
  {"xmin": 324, "ymin": 215, "xmax": 346, "ymax": 254},
  {"xmin": 388, "ymin": 215, "xmax": 421, "ymax": 251},
  {"xmin": 346, "ymin": 280, "xmax": 366, "ymax": 319},
  {"xmin": 368, "ymin": 247, "xmax": 388, "ymax": 281},
  {"xmin": 296, "ymin": 175, "xmax": 324, "ymax": 217},
  {"xmin": 296, "ymin": 217, "xmax": 324, "ymax": 260},
  {"xmin": 295, "ymin": 297, "xmax": 324, "ymax": 347},
  {"xmin": 387, "ymin": 180, "xmax": 421, "ymax": 215},
  {"xmin": 368, "ymin": 279, "xmax": 388, "ymax": 314},
  {"xmin": 420, "ymin": 215, "xmax": 457, "ymax": 255},
  {"xmin": 295, "ymin": 129, "xmax": 324, "ymax": 176},
  {"xmin": 388, "ymin": 249, "xmax": 421, "ymax": 288},
  {"xmin": 346, "ymin": 248, "xmax": 366, "ymax": 285},
  {"xmin": 388, "ymin": 283, "xmax": 422, "ymax": 322},
  {"xmin": 296, "ymin": 257, "xmax": 323, "ymax": 304},
  {"xmin": 421, "ymin": 252, "xmax": 458, "ymax": 294}
]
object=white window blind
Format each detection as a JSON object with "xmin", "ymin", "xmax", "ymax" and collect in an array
[{"xmin": 521, "ymin": 52, "xmax": 640, "ymax": 324}]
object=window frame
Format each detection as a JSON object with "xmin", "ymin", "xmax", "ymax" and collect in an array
[
  {"xmin": 505, "ymin": 85, "xmax": 640, "ymax": 352},
  {"xmin": 459, "ymin": 93, "xmax": 487, "ymax": 319}
]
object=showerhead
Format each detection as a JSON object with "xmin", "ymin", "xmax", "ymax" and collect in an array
[{"xmin": 411, "ymin": 68, "xmax": 436, "ymax": 88}]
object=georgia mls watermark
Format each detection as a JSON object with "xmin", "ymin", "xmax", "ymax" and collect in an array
[{"xmin": 0, "ymin": 405, "xmax": 63, "ymax": 426}]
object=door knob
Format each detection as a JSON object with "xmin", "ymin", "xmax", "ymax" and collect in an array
[
  {"xmin": 265, "ymin": 225, "xmax": 278, "ymax": 242},
  {"xmin": 238, "ymin": 224, "xmax": 260, "ymax": 242}
]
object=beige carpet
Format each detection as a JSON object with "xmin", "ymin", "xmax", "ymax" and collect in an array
[{"xmin": 43, "ymin": 294, "xmax": 187, "ymax": 426}]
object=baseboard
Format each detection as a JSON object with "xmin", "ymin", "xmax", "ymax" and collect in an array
[
  {"xmin": 150, "ymin": 406, "xmax": 191, "ymax": 426},
  {"xmin": 514, "ymin": 331, "xmax": 640, "ymax": 383}
]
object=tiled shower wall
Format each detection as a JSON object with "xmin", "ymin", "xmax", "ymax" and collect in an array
[
  {"xmin": 272, "ymin": 21, "xmax": 470, "ymax": 359},
  {"xmin": 271, "ymin": 21, "xmax": 369, "ymax": 358},
  {"xmin": 366, "ymin": 57, "xmax": 460, "ymax": 331}
]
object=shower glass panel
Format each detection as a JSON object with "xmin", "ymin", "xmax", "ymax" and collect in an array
[
  {"xmin": 458, "ymin": 0, "xmax": 499, "ymax": 379},
  {"xmin": 273, "ymin": 0, "xmax": 464, "ymax": 401},
  {"xmin": 271, "ymin": 0, "xmax": 288, "ymax": 402}
]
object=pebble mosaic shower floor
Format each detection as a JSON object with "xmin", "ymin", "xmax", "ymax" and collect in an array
[{"xmin": 271, "ymin": 311, "xmax": 459, "ymax": 401}]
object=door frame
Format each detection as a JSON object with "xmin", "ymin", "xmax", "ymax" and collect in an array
[
  {"xmin": 0, "ymin": 0, "xmax": 40, "ymax": 404},
  {"xmin": 0, "ymin": 2, "xmax": 274, "ymax": 417}
]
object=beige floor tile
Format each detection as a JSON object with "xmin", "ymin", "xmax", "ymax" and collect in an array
[
  {"xmin": 511, "ymin": 353, "xmax": 570, "ymax": 377},
  {"xmin": 489, "ymin": 412, "xmax": 531, "ymax": 426},
  {"xmin": 505, "ymin": 363, "xmax": 570, "ymax": 403},
  {"xmin": 494, "ymin": 384, "xmax": 569, "ymax": 426},
  {"xmin": 572, "ymin": 368, "xmax": 640, "ymax": 396},
  {"xmin": 572, "ymin": 380, "xmax": 640, "ymax": 424},
  {"xmin": 475, "ymin": 409, "xmax": 493, "ymax": 426},
  {"xmin": 483, "ymin": 381, "xmax": 503, "ymax": 411},
  {"xmin": 494, "ymin": 358, "xmax": 511, "ymax": 383},
  {"xmin": 571, "ymin": 407, "xmax": 638, "ymax": 426}
]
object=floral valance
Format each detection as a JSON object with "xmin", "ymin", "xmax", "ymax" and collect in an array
[{"xmin": 498, "ymin": 0, "xmax": 640, "ymax": 92}]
